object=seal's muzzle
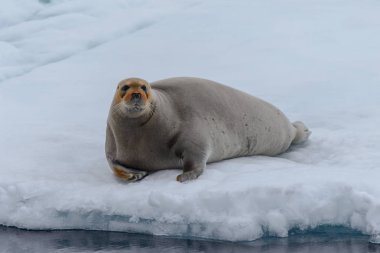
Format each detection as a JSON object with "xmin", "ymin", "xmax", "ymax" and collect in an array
[{"xmin": 132, "ymin": 93, "xmax": 141, "ymax": 100}]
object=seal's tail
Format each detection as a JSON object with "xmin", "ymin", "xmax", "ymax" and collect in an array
[{"xmin": 291, "ymin": 121, "xmax": 311, "ymax": 144}]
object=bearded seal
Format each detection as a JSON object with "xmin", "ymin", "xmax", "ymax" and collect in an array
[{"xmin": 106, "ymin": 77, "xmax": 311, "ymax": 182}]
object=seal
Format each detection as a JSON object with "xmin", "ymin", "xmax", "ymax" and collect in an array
[{"xmin": 105, "ymin": 77, "xmax": 311, "ymax": 182}]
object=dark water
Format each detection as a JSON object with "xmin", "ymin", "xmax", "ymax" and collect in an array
[{"xmin": 0, "ymin": 226, "xmax": 380, "ymax": 253}]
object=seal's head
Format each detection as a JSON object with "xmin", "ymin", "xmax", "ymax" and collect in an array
[{"xmin": 112, "ymin": 78, "xmax": 154, "ymax": 118}]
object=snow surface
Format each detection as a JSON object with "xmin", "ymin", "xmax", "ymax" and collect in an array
[{"xmin": 1, "ymin": 0, "xmax": 380, "ymax": 242}]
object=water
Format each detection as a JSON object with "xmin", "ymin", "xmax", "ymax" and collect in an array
[{"xmin": 0, "ymin": 226, "xmax": 380, "ymax": 253}]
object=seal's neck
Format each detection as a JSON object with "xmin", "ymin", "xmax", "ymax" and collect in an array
[
  {"xmin": 138, "ymin": 101, "xmax": 156, "ymax": 127},
  {"xmin": 109, "ymin": 89, "xmax": 170, "ymax": 129}
]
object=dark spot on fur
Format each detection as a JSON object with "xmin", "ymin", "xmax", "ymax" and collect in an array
[
  {"xmin": 246, "ymin": 136, "xmax": 258, "ymax": 153},
  {"xmin": 245, "ymin": 123, "xmax": 248, "ymax": 127},
  {"xmin": 175, "ymin": 149, "xmax": 184, "ymax": 159},
  {"xmin": 167, "ymin": 132, "xmax": 180, "ymax": 150}
]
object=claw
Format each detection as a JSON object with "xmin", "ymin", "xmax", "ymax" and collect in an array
[
  {"xmin": 176, "ymin": 174, "xmax": 184, "ymax": 182},
  {"xmin": 113, "ymin": 166, "xmax": 147, "ymax": 182}
]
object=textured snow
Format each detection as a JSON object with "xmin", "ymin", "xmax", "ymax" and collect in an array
[{"xmin": 1, "ymin": 0, "xmax": 380, "ymax": 242}]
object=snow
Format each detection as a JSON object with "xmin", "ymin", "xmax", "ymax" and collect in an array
[{"xmin": 1, "ymin": 0, "xmax": 380, "ymax": 242}]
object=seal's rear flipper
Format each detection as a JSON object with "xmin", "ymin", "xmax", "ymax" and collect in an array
[{"xmin": 292, "ymin": 121, "xmax": 311, "ymax": 145}]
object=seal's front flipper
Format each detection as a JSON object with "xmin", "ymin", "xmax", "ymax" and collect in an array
[
  {"xmin": 175, "ymin": 135, "xmax": 209, "ymax": 183},
  {"xmin": 113, "ymin": 164, "xmax": 148, "ymax": 182},
  {"xmin": 176, "ymin": 167, "xmax": 204, "ymax": 182},
  {"xmin": 176, "ymin": 158, "xmax": 206, "ymax": 183}
]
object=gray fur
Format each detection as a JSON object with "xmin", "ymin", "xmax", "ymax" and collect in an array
[{"xmin": 106, "ymin": 77, "xmax": 311, "ymax": 182}]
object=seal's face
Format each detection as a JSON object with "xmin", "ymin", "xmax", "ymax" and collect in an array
[{"xmin": 113, "ymin": 78, "xmax": 153, "ymax": 118}]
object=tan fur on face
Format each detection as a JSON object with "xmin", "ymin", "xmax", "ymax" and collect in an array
[
  {"xmin": 122, "ymin": 87, "xmax": 149, "ymax": 103},
  {"xmin": 113, "ymin": 78, "xmax": 152, "ymax": 106}
]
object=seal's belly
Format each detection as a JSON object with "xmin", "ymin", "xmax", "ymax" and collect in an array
[{"xmin": 115, "ymin": 139, "xmax": 179, "ymax": 171}]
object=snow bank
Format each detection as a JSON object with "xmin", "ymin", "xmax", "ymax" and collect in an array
[{"xmin": 1, "ymin": 0, "xmax": 380, "ymax": 242}]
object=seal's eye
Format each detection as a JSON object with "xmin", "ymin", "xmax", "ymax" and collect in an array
[
  {"xmin": 121, "ymin": 85, "xmax": 129, "ymax": 92},
  {"xmin": 141, "ymin": 85, "xmax": 147, "ymax": 93}
]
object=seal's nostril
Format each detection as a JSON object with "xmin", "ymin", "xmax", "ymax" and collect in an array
[{"xmin": 132, "ymin": 93, "xmax": 141, "ymax": 100}]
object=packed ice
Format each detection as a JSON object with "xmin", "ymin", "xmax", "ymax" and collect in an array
[{"xmin": 1, "ymin": 0, "xmax": 380, "ymax": 242}]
